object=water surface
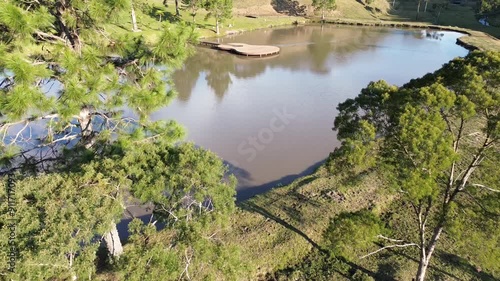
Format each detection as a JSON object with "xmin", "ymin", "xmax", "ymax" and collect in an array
[{"xmin": 151, "ymin": 25, "xmax": 468, "ymax": 200}]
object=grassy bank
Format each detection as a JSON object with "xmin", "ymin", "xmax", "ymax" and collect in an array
[
  {"xmin": 222, "ymin": 165, "xmax": 499, "ymax": 280},
  {"xmin": 104, "ymin": 0, "xmax": 500, "ymax": 51},
  {"xmin": 224, "ymin": 167, "xmax": 395, "ymax": 279},
  {"xmin": 104, "ymin": 0, "xmax": 305, "ymax": 41},
  {"xmin": 311, "ymin": 18, "xmax": 500, "ymax": 52}
]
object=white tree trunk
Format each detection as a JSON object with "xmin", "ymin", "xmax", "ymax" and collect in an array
[
  {"xmin": 416, "ymin": 0, "xmax": 422, "ymax": 20},
  {"xmin": 416, "ymin": 263, "xmax": 428, "ymax": 281},
  {"xmin": 216, "ymin": 19, "xmax": 220, "ymax": 35},
  {"xmin": 424, "ymin": 0, "xmax": 428, "ymax": 12},
  {"xmin": 416, "ymin": 226, "xmax": 443, "ymax": 281},
  {"xmin": 131, "ymin": 5, "xmax": 138, "ymax": 32},
  {"xmin": 104, "ymin": 222, "xmax": 123, "ymax": 258},
  {"xmin": 78, "ymin": 107, "xmax": 96, "ymax": 149}
]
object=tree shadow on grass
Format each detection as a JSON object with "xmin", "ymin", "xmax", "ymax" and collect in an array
[
  {"xmin": 436, "ymin": 252, "xmax": 497, "ymax": 281},
  {"xmin": 269, "ymin": 249, "xmax": 382, "ymax": 280},
  {"xmin": 271, "ymin": 0, "xmax": 307, "ymax": 17},
  {"xmin": 148, "ymin": 6, "xmax": 180, "ymax": 23},
  {"xmin": 379, "ymin": 246, "xmax": 498, "ymax": 280},
  {"xmin": 239, "ymin": 201, "xmax": 323, "ymax": 251}
]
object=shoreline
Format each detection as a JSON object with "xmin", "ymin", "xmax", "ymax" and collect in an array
[
  {"xmin": 200, "ymin": 16, "xmax": 500, "ymax": 52},
  {"xmin": 311, "ymin": 18, "xmax": 500, "ymax": 52}
]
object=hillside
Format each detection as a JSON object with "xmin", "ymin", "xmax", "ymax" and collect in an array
[{"xmin": 233, "ymin": 0, "xmax": 500, "ymax": 38}]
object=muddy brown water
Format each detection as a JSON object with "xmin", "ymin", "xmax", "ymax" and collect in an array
[{"xmin": 151, "ymin": 25, "xmax": 468, "ymax": 201}]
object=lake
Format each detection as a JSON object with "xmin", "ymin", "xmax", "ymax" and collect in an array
[{"xmin": 151, "ymin": 25, "xmax": 468, "ymax": 200}]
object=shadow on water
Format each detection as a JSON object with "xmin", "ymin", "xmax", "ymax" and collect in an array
[{"xmin": 236, "ymin": 158, "xmax": 326, "ymax": 201}]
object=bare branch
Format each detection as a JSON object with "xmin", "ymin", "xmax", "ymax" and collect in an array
[
  {"xmin": 360, "ymin": 243, "xmax": 420, "ymax": 259},
  {"xmin": 471, "ymin": 183, "xmax": 500, "ymax": 193},
  {"xmin": 376, "ymin": 235, "xmax": 404, "ymax": 243},
  {"xmin": 34, "ymin": 31, "xmax": 67, "ymax": 44}
]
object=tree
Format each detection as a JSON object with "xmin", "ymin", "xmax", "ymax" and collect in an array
[
  {"xmin": 431, "ymin": 0, "xmax": 448, "ymax": 24},
  {"xmin": 182, "ymin": 0, "xmax": 203, "ymax": 23},
  {"xmin": 312, "ymin": 0, "xmax": 337, "ymax": 21},
  {"xmin": 131, "ymin": 0, "xmax": 139, "ymax": 31},
  {"xmin": 175, "ymin": 0, "xmax": 181, "ymax": 16},
  {"xmin": 416, "ymin": 0, "xmax": 423, "ymax": 20},
  {"xmin": 0, "ymin": 0, "xmax": 196, "ymax": 259},
  {"xmin": 478, "ymin": 0, "xmax": 500, "ymax": 14},
  {"xmin": 333, "ymin": 51, "xmax": 500, "ymax": 281},
  {"xmin": 205, "ymin": 0, "xmax": 233, "ymax": 35},
  {"xmin": 107, "ymin": 142, "xmax": 242, "ymax": 280},
  {"xmin": 0, "ymin": 140, "xmax": 241, "ymax": 279},
  {"xmin": 0, "ymin": 167, "xmax": 123, "ymax": 279}
]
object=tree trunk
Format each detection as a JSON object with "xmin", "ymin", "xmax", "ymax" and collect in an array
[
  {"xmin": 393, "ymin": 0, "xmax": 396, "ymax": 6},
  {"xmin": 175, "ymin": 0, "xmax": 180, "ymax": 16},
  {"xmin": 131, "ymin": 5, "xmax": 138, "ymax": 32},
  {"xmin": 78, "ymin": 107, "xmax": 96, "ymax": 149},
  {"xmin": 424, "ymin": 0, "xmax": 428, "ymax": 12},
  {"xmin": 322, "ymin": 9, "xmax": 325, "ymax": 21},
  {"xmin": 416, "ymin": 0, "xmax": 422, "ymax": 20},
  {"xmin": 216, "ymin": 19, "xmax": 220, "ymax": 35},
  {"xmin": 416, "ymin": 262, "xmax": 429, "ymax": 281},
  {"xmin": 104, "ymin": 222, "xmax": 123, "ymax": 258},
  {"xmin": 416, "ymin": 226, "xmax": 443, "ymax": 281}
]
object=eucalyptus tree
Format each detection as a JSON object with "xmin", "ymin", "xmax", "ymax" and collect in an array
[
  {"xmin": 205, "ymin": 0, "xmax": 233, "ymax": 35},
  {"xmin": 0, "ymin": 0, "xmax": 197, "ymax": 259},
  {"xmin": 333, "ymin": 51, "xmax": 499, "ymax": 280},
  {"xmin": 312, "ymin": 0, "xmax": 337, "ymax": 21}
]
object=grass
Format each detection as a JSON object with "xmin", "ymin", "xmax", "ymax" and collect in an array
[
  {"xmin": 103, "ymin": 0, "xmax": 500, "ymax": 51},
  {"xmin": 215, "ymin": 164, "xmax": 499, "ymax": 280},
  {"xmin": 222, "ymin": 167, "xmax": 396, "ymax": 279},
  {"xmin": 104, "ymin": 0, "xmax": 304, "ymax": 41}
]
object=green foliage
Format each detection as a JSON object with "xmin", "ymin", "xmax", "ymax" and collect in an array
[
  {"xmin": 182, "ymin": 0, "xmax": 204, "ymax": 22},
  {"xmin": 352, "ymin": 269, "xmax": 376, "ymax": 281},
  {"xmin": 0, "ymin": 0, "xmax": 197, "ymax": 171},
  {"xmin": 330, "ymin": 80, "xmax": 398, "ymax": 172},
  {"xmin": 324, "ymin": 210, "xmax": 386, "ymax": 260},
  {"xmin": 117, "ymin": 220, "xmax": 181, "ymax": 280},
  {"xmin": 332, "ymin": 51, "xmax": 500, "ymax": 280},
  {"xmin": 478, "ymin": 0, "xmax": 500, "ymax": 14},
  {"xmin": 117, "ymin": 218, "xmax": 246, "ymax": 280},
  {"xmin": 312, "ymin": 0, "xmax": 337, "ymax": 17},
  {"xmin": 114, "ymin": 142, "xmax": 236, "ymax": 227},
  {"xmin": 204, "ymin": 0, "xmax": 232, "ymax": 33},
  {"xmin": 0, "ymin": 168, "xmax": 123, "ymax": 279}
]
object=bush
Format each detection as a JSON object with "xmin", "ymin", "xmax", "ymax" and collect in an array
[{"xmin": 324, "ymin": 210, "xmax": 386, "ymax": 260}]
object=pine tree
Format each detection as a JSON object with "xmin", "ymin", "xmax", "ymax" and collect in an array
[
  {"xmin": 0, "ymin": 167, "xmax": 123, "ymax": 279},
  {"xmin": 0, "ymin": 0, "xmax": 197, "ymax": 261}
]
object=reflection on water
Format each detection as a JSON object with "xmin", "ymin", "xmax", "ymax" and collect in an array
[{"xmin": 152, "ymin": 25, "xmax": 468, "ymax": 199}]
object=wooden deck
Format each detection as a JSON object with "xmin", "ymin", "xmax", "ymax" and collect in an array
[{"xmin": 199, "ymin": 41, "xmax": 280, "ymax": 57}]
